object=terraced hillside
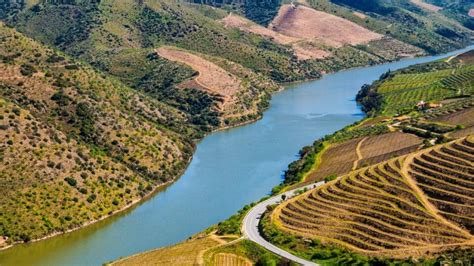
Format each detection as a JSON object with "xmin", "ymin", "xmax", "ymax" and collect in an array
[
  {"xmin": 0, "ymin": 23, "xmax": 195, "ymax": 245},
  {"xmin": 303, "ymin": 132, "xmax": 423, "ymax": 183},
  {"xmin": 273, "ymin": 137, "xmax": 474, "ymax": 258},
  {"xmin": 357, "ymin": 50, "xmax": 474, "ymax": 115}
]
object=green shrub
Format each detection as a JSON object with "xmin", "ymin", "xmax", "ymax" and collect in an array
[{"xmin": 64, "ymin": 177, "xmax": 77, "ymax": 187}]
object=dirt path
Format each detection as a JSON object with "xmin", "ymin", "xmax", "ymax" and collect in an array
[
  {"xmin": 400, "ymin": 152, "xmax": 472, "ymax": 237},
  {"xmin": 196, "ymin": 235, "xmax": 243, "ymax": 265},
  {"xmin": 352, "ymin": 137, "xmax": 367, "ymax": 170}
]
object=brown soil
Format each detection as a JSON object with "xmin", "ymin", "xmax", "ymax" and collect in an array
[
  {"xmin": 305, "ymin": 138, "xmax": 361, "ymax": 183},
  {"xmin": 451, "ymin": 126, "xmax": 474, "ymax": 138},
  {"xmin": 220, "ymin": 13, "xmax": 330, "ymax": 60},
  {"xmin": 353, "ymin": 11, "xmax": 367, "ymax": 19},
  {"xmin": 292, "ymin": 41, "xmax": 331, "ymax": 60},
  {"xmin": 358, "ymin": 132, "xmax": 423, "ymax": 167},
  {"xmin": 433, "ymin": 107, "xmax": 474, "ymax": 127},
  {"xmin": 269, "ymin": 4, "xmax": 383, "ymax": 48},
  {"xmin": 156, "ymin": 46, "xmax": 241, "ymax": 98},
  {"xmin": 221, "ymin": 13, "xmax": 298, "ymax": 45},
  {"xmin": 410, "ymin": 0, "xmax": 442, "ymax": 12}
]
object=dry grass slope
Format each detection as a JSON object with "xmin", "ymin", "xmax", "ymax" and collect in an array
[
  {"xmin": 269, "ymin": 4, "xmax": 382, "ymax": 48},
  {"xmin": 157, "ymin": 46, "xmax": 241, "ymax": 98},
  {"xmin": 410, "ymin": 0, "xmax": 442, "ymax": 12},
  {"xmin": 156, "ymin": 46, "xmax": 279, "ymax": 125},
  {"xmin": 358, "ymin": 132, "xmax": 422, "ymax": 168},
  {"xmin": 220, "ymin": 13, "xmax": 330, "ymax": 60},
  {"xmin": 274, "ymin": 137, "xmax": 474, "ymax": 258},
  {"xmin": 304, "ymin": 138, "xmax": 360, "ymax": 184},
  {"xmin": 112, "ymin": 236, "xmax": 221, "ymax": 266}
]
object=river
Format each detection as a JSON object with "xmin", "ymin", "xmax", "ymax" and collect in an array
[{"xmin": 0, "ymin": 46, "xmax": 472, "ymax": 266}]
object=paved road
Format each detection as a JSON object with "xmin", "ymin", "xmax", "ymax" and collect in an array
[{"xmin": 242, "ymin": 181, "xmax": 326, "ymax": 266}]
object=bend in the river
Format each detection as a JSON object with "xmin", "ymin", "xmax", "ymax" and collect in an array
[{"xmin": 0, "ymin": 46, "xmax": 472, "ymax": 266}]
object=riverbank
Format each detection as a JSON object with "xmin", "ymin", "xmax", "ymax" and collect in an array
[{"xmin": 1, "ymin": 45, "xmax": 472, "ymax": 266}]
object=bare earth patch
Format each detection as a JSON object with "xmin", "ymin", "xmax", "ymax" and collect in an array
[
  {"xmin": 269, "ymin": 4, "xmax": 383, "ymax": 48},
  {"xmin": 220, "ymin": 13, "xmax": 329, "ymax": 60},
  {"xmin": 221, "ymin": 13, "xmax": 298, "ymax": 45},
  {"xmin": 156, "ymin": 46, "xmax": 277, "ymax": 124},
  {"xmin": 358, "ymin": 132, "xmax": 423, "ymax": 167},
  {"xmin": 304, "ymin": 138, "xmax": 361, "ymax": 184},
  {"xmin": 353, "ymin": 11, "xmax": 367, "ymax": 19},
  {"xmin": 433, "ymin": 106, "xmax": 474, "ymax": 127},
  {"xmin": 156, "ymin": 46, "xmax": 241, "ymax": 98},
  {"xmin": 410, "ymin": 0, "xmax": 442, "ymax": 12}
]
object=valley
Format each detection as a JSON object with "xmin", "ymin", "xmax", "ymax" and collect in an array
[{"xmin": 0, "ymin": 0, "xmax": 473, "ymax": 265}]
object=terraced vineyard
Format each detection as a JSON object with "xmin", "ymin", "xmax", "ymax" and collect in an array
[
  {"xmin": 273, "ymin": 136, "xmax": 474, "ymax": 258},
  {"xmin": 304, "ymin": 138, "xmax": 359, "ymax": 184},
  {"xmin": 213, "ymin": 253, "xmax": 252, "ymax": 266},
  {"xmin": 303, "ymin": 132, "xmax": 422, "ymax": 184},
  {"xmin": 374, "ymin": 63, "xmax": 474, "ymax": 115}
]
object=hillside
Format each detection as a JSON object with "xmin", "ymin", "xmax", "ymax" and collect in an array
[
  {"xmin": 271, "ymin": 136, "xmax": 474, "ymax": 259},
  {"xmin": 187, "ymin": 0, "xmax": 281, "ymax": 26},
  {"xmin": 301, "ymin": 0, "xmax": 473, "ymax": 54},
  {"xmin": 357, "ymin": 49, "xmax": 474, "ymax": 116},
  {"xmin": 110, "ymin": 235, "xmax": 284, "ymax": 266},
  {"xmin": 2, "ymin": 0, "xmax": 471, "ymax": 130},
  {"xmin": 0, "ymin": 22, "xmax": 196, "ymax": 246}
]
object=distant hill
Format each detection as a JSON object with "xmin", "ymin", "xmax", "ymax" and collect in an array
[{"xmin": 187, "ymin": 0, "xmax": 281, "ymax": 26}]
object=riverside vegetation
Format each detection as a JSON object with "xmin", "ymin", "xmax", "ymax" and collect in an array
[{"xmin": 0, "ymin": 0, "xmax": 472, "ymax": 260}]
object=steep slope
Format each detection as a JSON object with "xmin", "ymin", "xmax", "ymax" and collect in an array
[
  {"xmin": 156, "ymin": 46, "xmax": 276, "ymax": 125},
  {"xmin": 220, "ymin": 12, "xmax": 330, "ymax": 60},
  {"xmin": 302, "ymin": 0, "xmax": 473, "ymax": 54},
  {"xmin": 357, "ymin": 49, "xmax": 474, "ymax": 115},
  {"xmin": 0, "ymin": 23, "xmax": 195, "ymax": 245},
  {"xmin": 273, "ymin": 137, "xmax": 474, "ymax": 259},
  {"xmin": 269, "ymin": 4, "xmax": 383, "ymax": 48}
]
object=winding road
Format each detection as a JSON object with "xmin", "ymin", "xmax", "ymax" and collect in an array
[{"xmin": 242, "ymin": 181, "xmax": 326, "ymax": 266}]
